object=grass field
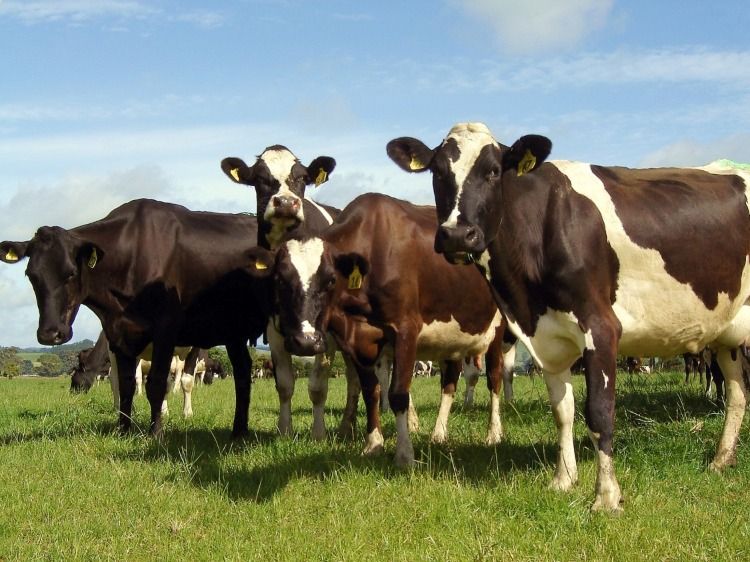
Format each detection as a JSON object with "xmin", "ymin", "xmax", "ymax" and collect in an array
[{"xmin": 0, "ymin": 371, "xmax": 748, "ymax": 561}]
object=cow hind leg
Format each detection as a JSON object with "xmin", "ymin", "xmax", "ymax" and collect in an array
[
  {"xmin": 267, "ymin": 322, "xmax": 295, "ymax": 436},
  {"xmin": 360, "ymin": 365, "xmax": 384, "ymax": 456},
  {"xmin": 337, "ymin": 354, "xmax": 360, "ymax": 439},
  {"xmin": 145, "ymin": 350, "xmax": 175, "ymax": 438},
  {"xmin": 462, "ymin": 360, "xmax": 480, "ymax": 408},
  {"xmin": 308, "ymin": 347, "xmax": 334, "ymax": 441},
  {"xmin": 226, "ymin": 342, "xmax": 252, "ymax": 438},
  {"xmin": 502, "ymin": 343, "xmax": 516, "ymax": 402},
  {"xmin": 710, "ymin": 348, "xmax": 748, "ymax": 471},
  {"xmin": 484, "ymin": 339, "xmax": 504, "ymax": 445},
  {"xmin": 544, "ymin": 369, "xmax": 577, "ymax": 491},
  {"xmin": 431, "ymin": 360, "xmax": 460, "ymax": 444},
  {"xmin": 181, "ymin": 372, "xmax": 195, "ymax": 418}
]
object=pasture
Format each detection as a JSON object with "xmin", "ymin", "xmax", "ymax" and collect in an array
[{"xmin": 0, "ymin": 371, "xmax": 748, "ymax": 561}]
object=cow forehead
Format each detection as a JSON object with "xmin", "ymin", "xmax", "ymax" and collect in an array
[
  {"xmin": 442, "ymin": 122, "xmax": 499, "ymax": 188},
  {"xmin": 259, "ymin": 148, "xmax": 300, "ymax": 184},
  {"xmin": 285, "ymin": 238, "xmax": 325, "ymax": 292}
]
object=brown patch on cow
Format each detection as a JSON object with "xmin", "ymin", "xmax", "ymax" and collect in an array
[{"xmin": 592, "ymin": 165, "xmax": 750, "ymax": 309}]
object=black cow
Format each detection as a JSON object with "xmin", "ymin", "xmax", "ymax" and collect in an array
[
  {"xmin": 1, "ymin": 199, "xmax": 272, "ymax": 437},
  {"xmin": 387, "ymin": 122, "xmax": 750, "ymax": 511},
  {"xmin": 70, "ymin": 330, "xmax": 110, "ymax": 392}
]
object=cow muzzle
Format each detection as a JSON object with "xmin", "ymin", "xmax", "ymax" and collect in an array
[
  {"xmin": 285, "ymin": 330, "xmax": 327, "ymax": 356},
  {"xmin": 271, "ymin": 195, "xmax": 303, "ymax": 220},
  {"xmin": 37, "ymin": 326, "xmax": 72, "ymax": 346},
  {"xmin": 434, "ymin": 224, "xmax": 485, "ymax": 265}
]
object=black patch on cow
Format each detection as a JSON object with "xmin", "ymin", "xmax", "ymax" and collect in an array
[{"xmin": 591, "ymin": 165, "xmax": 750, "ymax": 309}]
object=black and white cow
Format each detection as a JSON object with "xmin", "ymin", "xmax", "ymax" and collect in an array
[
  {"xmin": 221, "ymin": 145, "xmax": 361, "ymax": 439},
  {"xmin": 387, "ymin": 122, "xmax": 750, "ymax": 511}
]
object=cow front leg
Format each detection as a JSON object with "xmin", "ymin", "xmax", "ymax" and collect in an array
[
  {"xmin": 359, "ymin": 365, "xmax": 384, "ymax": 456},
  {"xmin": 390, "ymin": 331, "xmax": 418, "ymax": 467},
  {"xmin": 484, "ymin": 338, "xmax": 504, "ymax": 445},
  {"xmin": 710, "ymin": 348, "xmax": 747, "ymax": 471},
  {"xmin": 582, "ymin": 321, "xmax": 622, "ymax": 512},
  {"xmin": 267, "ymin": 321, "xmax": 295, "ymax": 436},
  {"xmin": 502, "ymin": 343, "xmax": 516, "ymax": 402},
  {"xmin": 462, "ymin": 358, "xmax": 480, "ymax": 408},
  {"xmin": 113, "ymin": 352, "xmax": 138, "ymax": 433},
  {"xmin": 226, "ymin": 342, "xmax": 252, "ymax": 438},
  {"xmin": 337, "ymin": 353, "xmax": 360, "ymax": 439},
  {"xmin": 145, "ymin": 348, "xmax": 175, "ymax": 438},
  {"xmin": 543, "ymin": 368, "xmax": 577, "ymax": 491},
  {"xmin": 308, "ymin": 346, "xmax": 334, "ymax": 441},
  {"xmin": 431, "ymin": 360, "xmax": 461, "ymax": 444}
]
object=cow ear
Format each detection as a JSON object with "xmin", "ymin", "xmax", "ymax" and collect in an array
[
  {"xmin": 334, "ymin": 252, "xmax": 369, "ymax": 290},
  {"xmin": 0, "ymin": 240, "xmax": 30, "ymax": 264},
  {"xmin": 386, "ymin": 137, "xmax": 434, "ymax": 173},
  {"xmin": 245, "ymin": 246, "xmax": 275, "ymax": 277},
  {"xmin": 502, "ymin": 135, "xmax": 552, "ymax": 177},
  {"xmin": 306, "ymin": 156, "xmax": 336, "ymax": 187},
  {"xmin": 78, "ymin": 243, "xmax": 104, "ymax": 270},
  {"xmin": 221, "ymin": 157, "xmax": 255, "ymax": 185}
]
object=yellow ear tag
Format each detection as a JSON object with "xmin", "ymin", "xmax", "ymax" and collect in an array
[
  {"xmin": 314, "ymin": 168, "xmax": 328, "ymax": 187},
  {"xmin": 4, "ymin": 249, "xmax": 18, "ymax": 262},
  {"xmin": 87, "ymin": 248, "xmax": 98, "ymax": 269},
  {"xmin": 348, "ymin": 265, "xmax": 362, "ymax": 290},
  {"xmin": 230, "ymin": 168, "xmax": 241, "ymax": 182},
  {"xmin": 517, "ymin": 149, "xmax": 537, "ymax": 176},
  {"xmin": 255, "ymin": 260, "xmax": 268, "ymax": 270},
  {"xmin": 409, "ymin": 156, "xmax": 424, "ymax": 171}
]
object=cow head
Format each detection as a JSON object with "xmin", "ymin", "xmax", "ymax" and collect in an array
[
  {"xmin": 0, "ymin": 227, "xmax": 102, "ymax": 346},
  {"xmin": 221, "ymin": 146, "xmax": 336, "ymax": 247},
  {"xmin": 387, "ymin": 122, "xmax": 551, "ymax": 263},
  {"xmin": 273, "ymin": 236, "xmax": 370, "ymax": 356},
  {"xmin": 70, "ymin": 346, "xmax": 96, "ymax": 392}
]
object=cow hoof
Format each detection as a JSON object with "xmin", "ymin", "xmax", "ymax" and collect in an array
[
  {"xmin": 310, "ymin": 424, "xmax": 326, "ymax": 441},
  {"xmin": 336, "ymin": 421, "xmax": 356, "ymax": 440},
  {"xmin": 430, "ymin": 430, "xmax": 447, "ymax": 445},
  {"xmin": 591, "ymin": 489, "xmax": 624, "ymax": 513},
  {"xmin": 548, "ymin": 474, "xmax": 576, "ymax": 492},
  {"xmin": 362, "ymin": 429, "xmax": 384, "ymax": 456},
  {"xmin": 484, "ymin": 429, "xmax": 503, "ymax": 446},
  {"xmin": 709, "ymin": 450, "xmax": 737, "ymax": 472},
  {"xmin": 394, "ymin": 448, "xmax": 415, "ymax": 468}
]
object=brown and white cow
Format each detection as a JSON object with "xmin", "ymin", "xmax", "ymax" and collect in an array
[
  {"xmin": 387, "ymin": 122, "xmax": 750, "ymax": 511},
  {"xmin": 262, "ymin": 193, "xmax": 512, "ymax": 465},
  {"xmin": 1, "ymin": 199, "xmax": 273, "ymax": 437},
  {"xmin": 221, "ymin": 146, "xmax": 362, "ymax": 439}
]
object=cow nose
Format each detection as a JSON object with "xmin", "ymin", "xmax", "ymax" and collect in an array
[
  {"xmin": 285, "ymin": 331, "xmax": 327, "ymax": 356},
  {"xmin": 436, "ymin": 224, "xmax": 483, "ymax": 252},
  {"xmin": 273, "ymin": 196, "xmax": 301, "ymax": 212},
  {"xmin": 37, "ymin": 327, "xmax": 68, "ymax": 346}
]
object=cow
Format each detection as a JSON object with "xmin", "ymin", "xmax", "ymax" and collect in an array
[
  {"xmin": 261, "ymin": 193, "xmax": 511, "ymax": 465},
  {"xmin": 221, "ymin": 145, "xmax": 361, "ymax": 439},
  {"xmin": 413, "ymin": 360, "xmax": 433, "ymax": 377},
  {"xmin": 386, "ymin": 121, "xmax": 750, "ymax": 511},
  {"xmin": 0, "ymin": 199, "xmax": 273, "ymax": 438},
  {"xmin": 70, "ymin": 330, "xmax": 110, "ymax": 392}
]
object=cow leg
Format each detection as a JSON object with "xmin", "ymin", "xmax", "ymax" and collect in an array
[
  {"xmin": 581, "ymin": 320, "xmax": 622, "ymax": 512},
  {"xmin": 485, "ymin": 339, "xmax": 504, "ymax": 445},
  {"xmin": 375, "ymin": 354, "xmax": 391, "ymax": 412},
  {"xmin": 135, "ymin": 361, "xmax": 143, "ymax": 397},
  {"xmin": 390, "ymin": 327, "xmax": 418, "ymax": 467},
  {"xmin": 407, "ymin": 393, "xmax": 419, "ymax": 433},
  {"xmin": 462, "ymin": 359, "xmax": 480, "ymax": 408},
  {"xmin": 543, "ymin": 369, "xmax": 577, "ymax": 491},
  {"xmin": 309, "ymin": 347, "xmax": 334, "ymax": 441},
  {"xmin": 112, "ymin": 353, "xmax": 138, "ymax": 432},
  {"xmin": 360, "ymin": 364, "xmax": 384, "ymax": 456},
  {"xmin": 337, "ymin": 353, "xmax": 361, "ymax": 439},
  {"xmin": 181, "ymin": 371, "xmax": 195, "ymax": 418},
  {"xmin": 226, "ymin": 341, "xmax": 252, "ymax": 438},
  {"xmin": 144, "ymin": 347, "xmax": 175, "ymax": 438},
  {"xmin": 267, "ymin": 321, "xmax": 296, "ymax": 436},
  {"xmin": 108, "ymin": 351, "xmax": 120, "ymax": 412},
  {"xmin": 502, "ymin": 343, "xmax": 516, "ymax": 402},
  {"xmin": 710, "ymin": 348, "xmax": 747, "ymax": 471},
  {"xmin": 431, "ymin": 360, "xmax": 461, "ymax": 444}
]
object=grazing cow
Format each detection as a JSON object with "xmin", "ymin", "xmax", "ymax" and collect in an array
[
  {"xmin": 413, "ymin": 360, "xmax": 433, "ymax": 377},
  {"xmin": 264, "ymin": 193, "xmax": 511, "ymax": 465},
  {"xmin": 683, "ymin": 352, "xmax": 707, "ymax": 385},
  {"xmin": 1, "ymin": 199, "xmax": 272, "ymax": 437},
  {"xmin": 221, "ymin": 145, "xmax": 361, "ymax": 439},
  {"xmin": 70, "ymin": 330, "xmax": 110, "ymax": 392},
  {"xmin": 387, "ymin": 121, "xmax": 750, "ymax": 511}
]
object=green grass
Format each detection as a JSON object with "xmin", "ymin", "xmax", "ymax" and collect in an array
[{"xmin": 0, "ymin": 371, "xmax": 748, "ymax": 561}]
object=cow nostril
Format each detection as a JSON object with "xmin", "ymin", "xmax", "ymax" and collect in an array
[
  {"xmin": 273, "ymin": 196, "xmax": 282, "ymax": 208},
  {"xmin": 465, "ymin": 226, "xmax": 479, "ymax": 244}
]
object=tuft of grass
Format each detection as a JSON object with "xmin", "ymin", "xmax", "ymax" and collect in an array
[{"xmin": 0, "ymin": 371, "xmax": 748, "ymax": 560}]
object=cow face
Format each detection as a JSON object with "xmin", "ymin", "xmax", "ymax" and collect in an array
[
  {"xmin": 274, "ymin": 237, "xmax": 369, "ymax": 356},
  {"xmin": 221, "ymin": 146, "xmax": 335, "ymax": 245},
  {"xmin": 0, "ymin": 227, "xmax": 102, "ymax": 345},
  {"xmin": 387, "ymin": 123, "xmax": 551, "ymax": 263},
  {"xmin": 70, "ymin": 347, "xmax": 95, "ymax": 392}
]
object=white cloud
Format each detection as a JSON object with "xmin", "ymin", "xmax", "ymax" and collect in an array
[
  {"xmin": 639, "ymin": 133, "xmax": 750, "ymax": 168},
  {"xmin": 173, "ymin": 10, "xmax": 224, "ymax": 28},
  {"xmin": 0, "ymin": 0, "xmax": 157, "ymax": 23},
  {"xmin": 452, "ymin": 0, "xmax": 614, "ymax": 53}
]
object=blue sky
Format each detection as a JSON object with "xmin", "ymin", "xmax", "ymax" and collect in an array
[{"xmin": 1, "ymin": 0, "xmax": 749, "ymax": 347}]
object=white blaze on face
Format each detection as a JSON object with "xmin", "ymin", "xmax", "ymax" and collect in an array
[
  {"xmin": 260, "ymin": 148, "xmax": 304, "ymax": 220},
  {"xmin": 285, "ymin": 238, "xmax": 325, "ymax": 293},
  {"xmin": 441, "ymin": 122, "xmax": 499, "ymax": 228}
]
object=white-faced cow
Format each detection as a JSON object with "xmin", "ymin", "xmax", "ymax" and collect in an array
[
  {"xmin": 261, "ymin": 193, "xmax": 512, "ymax": 465},
  {"xmin": 221, "ymin": 145, "xmax": 362, "ymax": 439},
  {"xmin": 387, "ymin": 121, "xmax": 750, "ymax": 511},
  {"xmin": 1, "ymin": 199, "xmax": 272, "ymax": 438}
]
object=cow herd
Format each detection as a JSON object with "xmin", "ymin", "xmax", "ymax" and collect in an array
[{"xmin": 3, "ymin": 122, "xmax": 750, "ymax": 512}]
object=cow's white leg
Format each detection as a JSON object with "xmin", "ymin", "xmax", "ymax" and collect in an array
[
  {"xmin": 710, "ymin": 348, "xmax": 748, "ymax": 471},
  {"xmin": 485, "ymin": 391, "xmax": 502, "ymax": 445},
  {"xmin": 363, "ymin": 427, "xmax": 384, "ymax": 456},
  {"xmin": 181, "ymin": 372, "xmax": 195, "ymax": 418},
  {"xmin": 431, "ymin": 360, "xmax": 461, "ymax": 444},
  {"xmin": 463, "ymin": 360, "xmax": 480, "ymax": 408},
  {"xmin": 375, "ymin": 355, "xmax": 390, "ymax": 412},
  {"xmin": 338, "ymin": 354, "xmax": 360, "ymax": 438},
  {"xmin": 135, "ymin": 362, "xmax": 143, "ymax": 396},
  {"xmin": 407, "ymin": 393, "xmax": 419, "ymax": 433},
  {"xmin": 267, "ymin": 320, "xmax": 295, "ymax": 436},
  {"xmin": 502, "ymin": 343, "xmax": 516, "ymax": 402},
  {"xmin": 544, "ymin": 369, "xmax": 578, "ymax": 491},
  {"xmin": 309, "ymin": 348, "xmax": 334, "ymax": 440},
  {"xmin": 394, "ymin": 410, "xmax": 415, "ymax": 467}
]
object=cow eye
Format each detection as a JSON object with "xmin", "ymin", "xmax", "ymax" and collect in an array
[{"xmin": 487, "ymin": 167, "xmax": 500, "ymax": 180}]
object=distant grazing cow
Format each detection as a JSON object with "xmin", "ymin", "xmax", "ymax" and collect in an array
[
  {"xmin": 1, "ymin": 199, "xmax": 272, "ymax": 437},
  {"xmin": 221, "ymin": 145, "xmax": 361, "ymax": 439},
  {"xmin": 387, "ymin": 121, "xmax": 750, "ymax": 511},
  {"xmin": 263, "ymin": 193, "xmax": 512, "ymax": 465},
  {"xmin": 413, "ymin": 360, "xmax": 433, "ymax": 377},
  {"xmin": 70, "ymin": 330, "xmax": 110, "ymax": 392}
]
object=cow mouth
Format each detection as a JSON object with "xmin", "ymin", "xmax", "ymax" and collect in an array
[{"xmin": 444, "ymin": 251, "xmax": 480, "ymax": 265}]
